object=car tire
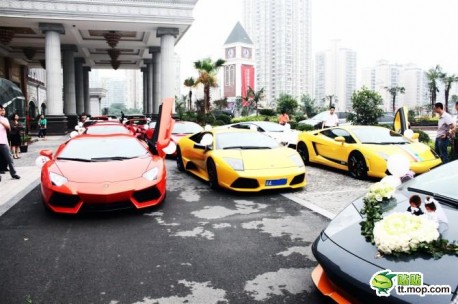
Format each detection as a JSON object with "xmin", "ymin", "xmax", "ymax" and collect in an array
[
  {"xmin": 297, "ymin": 142, "xmax": 309, "ymax": 165},
  {"xmin": 348, "ymin": 152, "xmax": 367, "ymax": 179},
  {"xmin": 176, "ymin": 147, "xmax": 185, "ymax": 172},
  {"xmin": 207, "ymin": 159, "xmax": 219, "ymax": 190}
]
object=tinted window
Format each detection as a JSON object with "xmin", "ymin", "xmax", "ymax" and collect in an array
[
  {"xmin": 320, "ymin": 128, "xmax": 356, "ymax": 143},
  {"xmin": 215, "ymin": 132, "xmax": 279, "ymax": 150},
  {"xmin": 59, "ymin": 137, "xmax": 148, "ymax": 159},
  {"xmin": 351, "ymin": 127, "xmax": 409, "ymax": 144}
]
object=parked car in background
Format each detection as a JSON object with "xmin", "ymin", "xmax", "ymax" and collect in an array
[{"xmin": 298, "ymin": 111, "xmax": 350, "ymax": 129}]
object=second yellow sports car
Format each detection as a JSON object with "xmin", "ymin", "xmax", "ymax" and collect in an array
[
  {"xmin": 296, "ymin": 125, "xmax": 441, "ymax": 179},
  {"xmin": 176, "ymin": 128, "xmax": 306, "ymax": 192}
]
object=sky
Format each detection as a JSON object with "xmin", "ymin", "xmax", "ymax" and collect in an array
[{"xmin": 175, "ymin": 0, "xmax": 458, "ymax": 86}]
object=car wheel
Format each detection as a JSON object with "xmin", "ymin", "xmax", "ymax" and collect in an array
[
  {"xmin": 207, "ymin": 159, "xmax": 219, "ymax": 190},
  {"xmin": 176, "ymin": 147, "xmax": 185, "ymax": 172},
  {"xmin": 297, "ymin": 142, "xmax": 309, "ymax": 165},
  {"xmin": 348, "ymin": 152, "xmax": 367, "ymax": 179}
]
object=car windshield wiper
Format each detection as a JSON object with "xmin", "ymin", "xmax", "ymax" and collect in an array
[
  {"xmin": 408, "ymin": 187, "xmax": 458, "ymax": 208},
  {"xmin": 91, "ymin": 156, "xmax": 136, "ymax": 161},
  {"xmin": 223, "ymin": 146, "xmax": 272, "ymax": 150},
  {"xmin": 57, "ymin": 157, "xmax": 92, "ymax": 162}
]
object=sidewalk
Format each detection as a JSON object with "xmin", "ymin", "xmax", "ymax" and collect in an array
[{"xmin": 0, "ymin": 135, "xmax": 68, "ymax": 216}]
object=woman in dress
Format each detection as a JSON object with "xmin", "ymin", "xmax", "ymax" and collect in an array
[{"xmin": 9, "ymin": 113, "xmax": 23, "ymax": 159}]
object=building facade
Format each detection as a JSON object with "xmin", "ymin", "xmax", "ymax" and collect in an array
[
  {"xmin": 242, "ymin": 0, "xmax": 312, "ymax": 108},
  {"xmin": 315, "ymin": 41, "xmax": 357, "ymax": 111}
]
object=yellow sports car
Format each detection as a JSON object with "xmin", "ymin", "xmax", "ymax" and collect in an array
[
  {"xmin": 296, "ymin": 107, "xmax": 442, "ymax": 179},
  {"xmin": 176, "ymin": 128, "xmax": 306, "ymax": 192}
]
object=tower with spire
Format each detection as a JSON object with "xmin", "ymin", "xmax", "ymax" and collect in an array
[{"xmin": 222, "ymin": 22, "xmax": 255, "ymax": 110}]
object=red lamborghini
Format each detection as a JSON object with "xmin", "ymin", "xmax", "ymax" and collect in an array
[{"xmin": 39, "ymin": 98, "xmax": 175, "ymax": 214}]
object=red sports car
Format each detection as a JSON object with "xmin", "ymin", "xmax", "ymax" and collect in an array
[{"xmin": 39, "ymin": 98, "xmax": 175, "ymax": 214}]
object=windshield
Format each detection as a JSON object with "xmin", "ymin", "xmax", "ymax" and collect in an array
[
  {"xmin": 58, "ymin": 137, "xmax": 148, "ymax": 160},
  {"xmin": 85, "ymin": 125, "xmax": 130, "ymax": 135},
  {"xmin": 173, "ymin": 122, "xmax": 203, "ymax": 134},
  {"xmin": 351, "ymin": 127, "xmax": 410, "ymax": 144},
  {"xmin": 407, "ymin": 160, "xmax": 458, "ymax": 203},
  {"xmin": 216, "ymin": 131, "xmax": 280, "ymax": 150},
  {"xmin": 251, "ymin": 121, "xmax": 286, "ymax": 132}
]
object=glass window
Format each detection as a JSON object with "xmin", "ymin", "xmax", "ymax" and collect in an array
[
  {"xmin": 215, "ymin": 132, "xmax": 279, "ymax": 150},
  {"xmin": 351, "ymin": 127, "xmax": 409, "ymax": 144}
]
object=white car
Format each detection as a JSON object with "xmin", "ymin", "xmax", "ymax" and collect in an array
[
  {"xmin": 218, "ymin": 121, "xmax": 299, "ymax": 148},
  {"xmin": 298, "ymin": 111, "xmax": 349, "ymax": 129}
]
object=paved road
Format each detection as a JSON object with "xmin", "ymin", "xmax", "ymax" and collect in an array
[
  {"xmin": 1, "ymin": 158, "xmax": 342, "ymax": 304},
  {"xmin": 0, "ymin": 136, "xmax": 380, "ymax": 304}
]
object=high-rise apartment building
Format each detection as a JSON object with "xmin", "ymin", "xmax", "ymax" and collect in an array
[
  {"xmin": 315, "ymin": 41, "xmax": 357, "ymax": 111},
  {"xmin": 361, "ymin": 60, "xmax": 429, "ymax": 112},
  {"xmin": 242, "ymin": 0, "xmax": 312, "ymax": 108}
]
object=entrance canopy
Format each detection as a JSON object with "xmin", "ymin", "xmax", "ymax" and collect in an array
[
  {"xmin": 0, "ymin": 78, "xmax": 26, "ymax": 116},
  {"xmin": 0, "ymin": 0, "xmax": 198, "ymax": 70}
]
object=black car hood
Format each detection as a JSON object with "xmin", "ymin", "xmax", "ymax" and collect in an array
[{"xmin": 326, "ymin": 194, "xmax": 458, "ymax": 290}]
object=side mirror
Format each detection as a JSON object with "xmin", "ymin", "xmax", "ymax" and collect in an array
[
  {"xmin": 334, "ymin": 136, "xmax": 345, "ymax": 144},
  {"xmin": 411, "ymin": 133, "xmax": 419, "ymax": 140},
  {"xmin": 40, "ymin": 150, "xmax": 53, "ymax": 158}
]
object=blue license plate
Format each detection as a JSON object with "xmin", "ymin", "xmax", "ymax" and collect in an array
[{"xmin": 265, "ymin": 178, "xmax": 287, "ymax": 186}]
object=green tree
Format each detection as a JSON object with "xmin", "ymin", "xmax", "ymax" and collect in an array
[
  {"xmin": 440, "ymin": 73, "xmax": 458, "ymax": 112},
  {"xmin": 243, "ymin": 86, "xmax": 265, "ymax": 115},
  {"xmin": 300, "ymin": 94, "xmax": 317, "ymax": 117},
  {"xmin": 275, "ymin": 94, "xmax": 298, "ymax": 115},
  {"xmin": 194, "ymin": 57, "xmax": 225, "ymax": 115},
  {"xmin": 384, "ymin": 86, "xmax": 405, "ymax": 113},
  {"xmin": 183, "ymin": 77, "xmax": 195, "ymax": 111},
  {"xmin": 213, "ymin": 98, "xmax": 228, "ymax": 110},
  {"xmin": 347, "ymin": 87, "xmax": 384, "ymax": 125},
  {"xmin": 425, "ymin": 65, "xmax": 443, "ymax": 117},
  {"xmin": 324, "ymin": 95, "xmax": 337, "ymax": 108},
  {"xmin": 175, "ymin": 96, "xmax": 186, "ymax": 120}
]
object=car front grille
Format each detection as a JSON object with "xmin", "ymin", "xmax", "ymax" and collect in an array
[
  {"xmin": 133, "ymin": 186, "xmax": 162, "ymax": 203},
  {"xmin": 231, "ymin": 178, "xmax": 259, "ymax": 189},
  {"xmin": 290, "ymin": 173, "xmax": 305, "ymax": 185},
  {"xmin": 48, "ymin": 192, "xmax": 80, "ymax": 208}
]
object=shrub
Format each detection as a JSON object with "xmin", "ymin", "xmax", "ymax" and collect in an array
[
  {"xmin": 295, "ymin": 124, "xmax": 314, "ymax": 131},
  {"xmin": 259, "ymin": 109, "xmax": 276, "ymax": 116}
]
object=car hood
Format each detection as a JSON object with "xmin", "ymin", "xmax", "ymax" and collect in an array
[
  {"xmin": 53, "ymin": 157, "xmax": 152, "ymax": 182},
  {"xmin": 325, "ymin": 195, "xmax": 458, "ymax": 289},
  {"xmin": 365, "ymin": 142, "xmax": 438, "ymax": 162},
  {"xmin": 217, "ymin": 148, "xmax": 300, "ymax": 170}
]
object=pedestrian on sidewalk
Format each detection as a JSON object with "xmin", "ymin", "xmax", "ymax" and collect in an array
[
  {"xmin": 9, "ymin": 113, "xmax": 24, "ymax": 159},
  {"xmin": 0, "ymin": 105, "xmax": 20, "ymax": 180},
  {"xmin": 38, "ymin": 114, "xmax": 47, "ymax": 140}
]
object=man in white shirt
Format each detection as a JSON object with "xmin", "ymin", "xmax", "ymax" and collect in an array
[
  {"xmin": 433, "ymin": 102, "xmax": 455, "ymax": 163},
  {"xmin": 322, "ymin": 106, "xmax": 339, "ymax": 128}
]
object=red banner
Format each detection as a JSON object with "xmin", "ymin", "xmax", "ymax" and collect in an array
[{"xmin": 241, "ymin": 65, "xmax": 254, "ymax": 99}]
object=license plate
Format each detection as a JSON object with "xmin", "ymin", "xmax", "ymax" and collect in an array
[{"xmin": 265, "ymin": 178, "xmax": 287, "ymax": 186}]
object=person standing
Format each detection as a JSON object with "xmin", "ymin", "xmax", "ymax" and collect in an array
[
  {"xmin": 37, "ymin": 114, "xmax": 47, "ymax": 140},
  {"xmin": 322, "ymin": 105, "xmax": 340, "ymax": 128},
  {"xmin": 452, "ymin": 101, "xmax": 458, "ymax": 160},
  {"xmin": 433, "ymin": 102, "xmax": 455, "ymax": 163},
  {"xmin": 0, "ymin": 105, "xmax": 20, "ymax": 180},
  {"xmin": 278, "ymin": 109, "xmax": 290, "ymax": 126},
  {"xmin": 9, "ymin": 113, "xmax": 23, "ymax": 159}
]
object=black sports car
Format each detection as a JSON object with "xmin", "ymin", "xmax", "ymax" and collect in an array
[{"xmin": 312, "ymin": 160, "xmax": 458, "ymax": 303}]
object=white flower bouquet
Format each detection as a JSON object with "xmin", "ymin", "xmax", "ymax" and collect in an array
[
  {"xmin": 373, "ymin": 212, "xmax": 440, "ymax": 254},
  {"xmin": 365, "ymin": 181, "xmax": 395, "ymax": 203}
]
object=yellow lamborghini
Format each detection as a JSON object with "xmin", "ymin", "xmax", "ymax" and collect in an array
[
  {"xmin": 176, "ymin": 128, "xmax": 306, "ymax": 192},
  {"xmin": 296, "ymin": 107, "xmax": 442, "ymax": 179}
]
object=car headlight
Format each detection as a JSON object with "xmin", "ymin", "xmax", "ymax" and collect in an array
[
  {"xmin": 143, "ymin": 167, "xmax": 159, "ymax": 181},
  {"xmin": 223, "ymin": 157, "xmax": 244, "ymax": 171},
  {"xmin": 289, "ymin": 154, "xmax": 304, "ymax": 167},
  {"xmin": 50, "ymin": 172, "xmax": 68, "ymax": 187}
]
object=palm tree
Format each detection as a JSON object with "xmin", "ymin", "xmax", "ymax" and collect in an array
[
  {"xmin": 440, "ymin": 73, "xmax": 458, "ymax": 112},
  {"xmin": 324, "ymin": 95, "xmax": 336, "ymax": 108},
  {"xmin": 183, "ymin": 77, "xmax": 195, "ymax": 111},
  {"xmin": 425, "ymin": 65, "xmax": 443, "ymax": 117},
  {"xmin": 384, "ymin": 86, "xmax": 405, "ymax": 113},
  {"xmin": 242, "ymin": 86, "xmax": 265, "ymax": 115},
  {"xmin": 194, "ymin": 58, "xmax": 225, "ymax": 114}
]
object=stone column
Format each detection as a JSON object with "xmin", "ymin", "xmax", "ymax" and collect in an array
[
  {"xmin": 74, "ymin": 58, "xmax": 85, "ymax": 116},
  {"xmin": 157, "ymin": 28, "xmax": 178, "ymax": 112},
  {"xmin": 83, "ymin": 67, "xmax": 91, "ymax": 115},
  {"xmin": 141, "ymin": 67, "xmax": 147, "ymax": 114},
  {"xmin": 150, "ymin": 47, "xmax": 161, "ymax": 114},
  {"xmin": 39, "ymin": 23, "xmax": 67, "ymax": 134},
  {"xmin": 145, "ymin": 59, "xmax": 153, "ymax": 115},
  {"xmin": 62, "ymin": 45, "xmax": 77, "ymax": 129}
]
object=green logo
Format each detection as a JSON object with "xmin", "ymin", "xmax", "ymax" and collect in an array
[{"xmin": 370, "ymin": 270, "xmax": 396, "ymax": 296}]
